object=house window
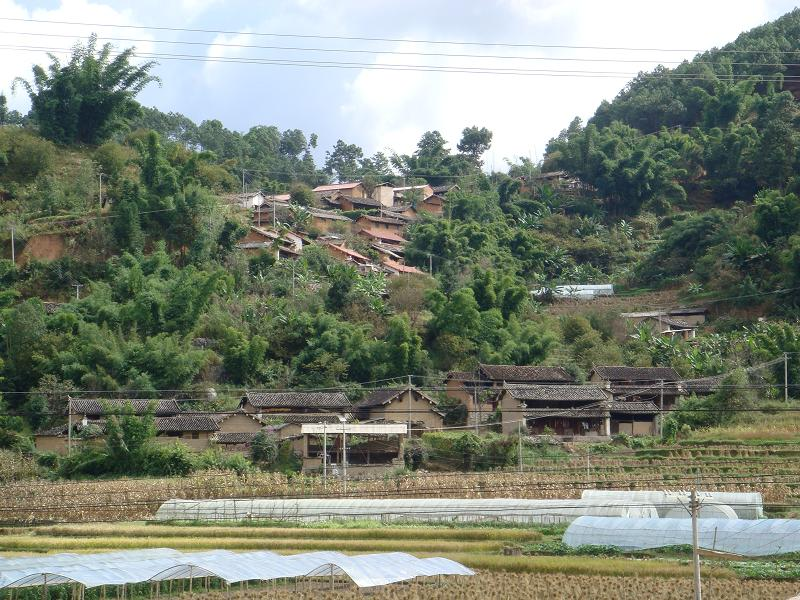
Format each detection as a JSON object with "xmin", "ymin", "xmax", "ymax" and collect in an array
[{"xmin": 191, "ymin": 432, "xmax": 200, "ymax": 439}]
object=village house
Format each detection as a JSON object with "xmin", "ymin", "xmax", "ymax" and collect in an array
[
  {"xmin": 222, "ymin": 191, "xmax": 267, "ymax": 210},
  {"xmin": 381, "ymin": 258, "xmax": 423, "ymax": 276},
  {"xmin": 383, "ymin": 203, "xmax": 419, "ymax": 221},
  {"xmin": 323, "ymin": 242, "xmax": 376, "ymax": 271},
  {"xmin": 445, "ymin": 364, "xmax": 575, "ymax": 425},
  {"xmin": 370, "ymin": 183, "xmax": 395, "ymax": 207},
  {"xmin": 357, "ymin": 227, "xmax": 408, "ymax": 246},
  {"xmin": 335, "ymin": 195, "xmax": 383, "ymax": 212},
  {"xmin": 69, "ymin": 398, "xmax": 181, "ymax": 421},
  {"xmin": 236, "ymin": 226, "xmax": 303, "ymax": 259},
  {"xmin": 431, "ymin": 184, "xmax": 460, "ymax": 195},
  {"xmin": 620, "ymin": 308, "xmax": 708, "ymax": 341},
  {"xmin": 354, "ymin": 387, "xmax": 445, "ymax": 433},
  {"xmin": 589, "ymin": 366, "xmax": 682, "ymax": 409},
  {"xmin": 418, "ymin": 194, "xmax": 445, "ymax": 215},
  {"xmin": 313, "ymin": 182, "xmax": 367, "ymax": 199},
  {"xmin": 240, "ymin": 391, "xmax": 352, "ymax": 416},
  {"xmin": 392, "ymin": 184, "xmax": 434, "ymax": 202},
  {"xmin": 308, "ymin": 209, "xmax": 353, "ymax": 233},
  {"xmin": 355, "ymin": 214, "xmax": 407, "ymax": 237},
  {"xmin": 500, "ymin": 383, "xmax": 611, "ymax": 437},
  {"xmin": 34, "ymin": 408, "xmax": 268, "ymax": 454},
  {"xmin": 499, "ymin": 383, "xmax": 658, "ymax": 438}
]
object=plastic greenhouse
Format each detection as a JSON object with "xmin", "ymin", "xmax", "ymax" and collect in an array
[
  {"xmin": 154, "ymin": 497, "xmax": 658, "ymax": 524},
  {"xmin": 581, "ymin": 490, "xmax": 763, "ymax": 519},
  {"xmin": 563, "ymin": 517, "xmax": 800, "ymax": 556},
  {"xmin": 0, "ymin": 549, "xmax": 474, "ymax": 592}
]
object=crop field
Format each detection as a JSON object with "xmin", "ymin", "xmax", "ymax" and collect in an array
[
  {"xmin": 160, "ymin": 573, "xmax": 799, "ymax": 600},
  {"xmin": 3, "ymin": 442, "xmax": 800, "ymax": 524},
  {"xmin": 3, "ymin": 519, "xmax": 800, "ymax": 599}
]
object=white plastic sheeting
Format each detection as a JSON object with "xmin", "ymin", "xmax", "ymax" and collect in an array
[
  {"xmin": 154, "ymin": 497, "xmax": 658, "ymax": 524},
  {"xmin": 581, "ymin": 490, "xmax": 763, "ymax": 519},
  {"xmin": 0, "ymin": 549, "xmax": 474, "ymax": 590},
  {"xmin": 563, "ymin": 517, "xmax": 800, "ymax": 556}
]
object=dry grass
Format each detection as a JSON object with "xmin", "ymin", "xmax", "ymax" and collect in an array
[{"xmin": 15, "ymin": 523, "xmax": 543, "ymax": 543}]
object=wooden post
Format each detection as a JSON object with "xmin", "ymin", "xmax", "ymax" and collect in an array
[{"xmin": 691, "ymin": 488, "xmax": 702, "ymax": 600}]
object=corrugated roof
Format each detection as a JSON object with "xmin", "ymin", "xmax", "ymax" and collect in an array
[
  {"xmin": 71, "ymin": 399, "xmax": 180, "ymax": 417},
  {"xmin": 504, "ymin": 384, "xmax": 608, "ymax": 402},
  {"xmin": 591, "ymin": 366, "xmax": 680, "ymax": 382},
  {"xmin": 479, "ymin": 364, "xmax": 574, "ymax": 383},
  {"xmin": 243, "ymin": 391, "xmax": 351, "ymax": 409}
]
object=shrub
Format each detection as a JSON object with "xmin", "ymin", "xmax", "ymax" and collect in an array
[
  {"xmin": 403, "ymin": 438, "xmax": 428, "ymax": 470},
  {"xmin": 142, "ymin": 442, "xmax": 196, "ymax": 476}
]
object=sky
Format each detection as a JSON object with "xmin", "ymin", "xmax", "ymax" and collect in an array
[{"xmin": 1, "ymin": 0, "xmax": 798, "ymax": 168}]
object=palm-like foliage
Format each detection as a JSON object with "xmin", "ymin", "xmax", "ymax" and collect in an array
[{"xmin": 14, "ymin": 35, "xmax": 159, "ymax": 145}]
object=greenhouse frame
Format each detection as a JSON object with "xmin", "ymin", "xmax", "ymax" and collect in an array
[
  {"xmin": 154, "ymin": 497, "xmax": 659, "ymax": 524},
  {"xmin": 580, "ymin": 490, "xmax": 764, "ymax": 519},
  {"xmin": 0, "ymin": 549, "xmax": 474, "ymax": 592},
  {"xmin": 563, "ymin": 517, "xmax": 800, "ymax": 556}
]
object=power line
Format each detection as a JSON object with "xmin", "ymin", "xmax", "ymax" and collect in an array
[
  {"xmin": 3, "ymin": 29, "xmax": 800, "ymax": 68},
  {"xmin": 3, "ymin": 16, "xmax": 799, "ymax": 55},
  {"xmin": 5, "ymin": 43, "xmax": 800, "ymax": 81}
]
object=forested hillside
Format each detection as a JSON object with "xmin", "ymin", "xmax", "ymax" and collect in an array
[{"xmin": 2, "ymin": 11, "xmax": 800, "ymax": 460}]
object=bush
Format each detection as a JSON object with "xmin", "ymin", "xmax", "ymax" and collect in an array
[
  {"xmin": 403, "ymin": 438, "xmax": 428, "ymax": 470},
  {"xmin": 141, "ymin": 442, "xmax": 196, "ymax": 476},
  {"xmin": 0, "ymin": 129, "xmax": 55, "ymax": 182}
]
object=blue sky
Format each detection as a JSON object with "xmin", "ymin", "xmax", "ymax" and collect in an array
[{"xmin": 2, "ymin": 0, "xmax": 798, "ymax": 166}]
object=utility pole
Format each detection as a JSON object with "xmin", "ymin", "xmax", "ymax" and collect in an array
[
  {"xmin": 241, "ymin": 170, "xmax": 246, "ymax": 195},
  {"xmin": 322, "ymin": 421, "xmax": 327, "ymax": 490},
  {"xmin": 517, "ymin": 420, "xmax": 523, "ymax": 472},
  {"xmin": 72, "ymin": 284, "xmax": 83, "ymax": 300},
  {"xmin": 428, "ymin": 254, "xmax": 433, "ymax": 274},
  {"xmin": 273, "ymin": 195, "xmax": 277, "ymax": 229},
  {"xmin": 67, "ymin": 396, "xmax": 73, "ymax": 456},
  {"xmin": 659, "ymin": 379, "xmax": 665, "ymax": 437},
  {"xmin": 341, "ymin": 419, "xmax": 347, "ymax": 495},
  {"xmin": 472, "ymin": 384, "xmax": 479, "ymax": 435},
  {"xmin": 785, "ymin": 353, "xmax": 789, "ymax": 403},
  {"xmin": 691, "ymin": 488, "xmax": 702, "ymax": 600},
  {"xmin": 9, "ymin": 226, "xmax": 14, "ymax": 264},
  {"xmin": 99, "ymin": 173, "xmax": 105, "ymax": 208},
  {"xmin": 291, "ymin": 260, "xmax": 296, "ymax": 295},
  {"xmin": 407, "ymin": 374, "xmax": 412, "ymax": 437},
  {"xmin": 586, "ymin": 452, "xmax": 590, "ymax": 481}
]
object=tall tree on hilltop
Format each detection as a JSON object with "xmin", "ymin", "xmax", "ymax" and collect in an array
[
  {"xmin": 14, "ymin": 34, "xmax": 159, "ymax": 145},
  {"xmin": 457, "ymin": 126, "xmax": 493, "ymax": 166}
]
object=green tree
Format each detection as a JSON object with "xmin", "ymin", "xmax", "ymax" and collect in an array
[
  {"xmin": 111, "ymin": 180, "xmax": 145, "ymax": 254},
  {"xmin": 754, "ymin": 189, "xmax": 800, "ymax": 244},
  {"xmin": 14, "ymin": 35, "xmax": 158, "ymax": 145},
  {"xmin": 324, "ymin": 140, "xmax": 363, "ymax": 182},
  {"xmin": 457, "ymin": 126, "xmax": 493, "ymax": 166}
]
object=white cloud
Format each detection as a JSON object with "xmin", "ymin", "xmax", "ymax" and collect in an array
[{"xmin": 1, "ymin": 0, "xmax": 154, "ymax": 112}]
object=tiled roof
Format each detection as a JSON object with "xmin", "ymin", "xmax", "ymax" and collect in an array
[
  {"xmin": 504, "ymin": 383, "xmax": 608, "ymax": 402},
  {"xmin": 431, "ymin": 184, "xmax": 458, "ymax": 194},
  {"xmin": 358, "ymin": 215, "xmax": 406, "ymax": 226},
  {"xmin": 523, "ymin": 407, "xmax": 607, "ymax": 418},
  {"xmin": 313, "ymin": 182, "xmax": 362, "ymax": 192},
  {"xmin": 610, "ymin": 400, "xmax": 659, "ymax": 415},
  {"xmin": 267, "ymin": 414, "xmax": 349, "ymax": 426},
  {"xmin": 359, "ymin": 228, "xmax": 407, "ymax": 243},
  {"xmin": 358, "ymin": 387, "xmax": 444, "ymax": 415},
  {"xmin": 591, "ymin": 366, "xmax": 680, "ymax": 382},
  {"xmin": 71, "ymin": 398, "xmax": 180, "ymax": 417},
  {"xmin": 479, "ymin": 364, "xmax": 574, "ymax": 383},
  {"xmin": 155, "ymin": 414, "xmax": 226, "ymax": 433},
  {"xmin": 446, "ymin": 371, "xmax": 475, "ymax": 382},
  {"xmin": 645, "ymin": 315, "xmax": 693, "ymax": 329},
  {"xmin": 338, "ymin": 195, "xmax": 381, "ymax": 207},
  {"xmin": 326, "ymin": 243, "xmax": 370, "ymax": 262},
  {"xmin": 36, "ymin": 420, "xmax": 108, "ymax": 437},
  {"xmin": 243, "ymin": 391, "xmax": 351, "ymax": 409},
  {"xmin": 682, "ymin": 374, "xmax": 724, "ymax": 395},
  {"xmin": 211, "ymin": 431, "xmax": 260, "ymax": 444},
  {"xmin": 382, "ymin": 258, "xmax": 422, "ymax": 274},
  {"xmin": 311, "ymin": 209, "xmax": 352, "ymax": 221}
]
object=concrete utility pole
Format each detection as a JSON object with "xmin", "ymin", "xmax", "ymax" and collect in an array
[
  {"xmin": 9, "ymin": 226, "xmax": 14, "ymax": 264},
  {"xmin": 472, "ymin": 385, "xmax": 479, "ymax": 434},
  {"xmin": 691, "ymin": 488, "xmax": 702, "ymax": 600},
  {"xmin": 428, "ymin": 254, "xmax": 433, "ymax": 274},
  {"xmin": 67, "ymin": 396, "xmax": 73, "ymax": 457},
  {"xmin": 407, "ymin": 374, "xmax": 412, "ymax": 437},
  {"xmin": 98, "ymin": 173, "xmax": 105, "ymax": 208},
  {"xmin": 322, "ymin": 421, "xmax": 327, "ymax": 490},
  {"xmin": 337, "ymin": 415, "xmax": 347, "ymax": 495},
  {"xmin": 73, "ymin": 284, "xmax": 83, "ymax": 300},
  {"xmin": 785, "ymin": 353, "xmax": 789, "ymax": 403},
  {"xmin": 517, "ymin": 420, "xmax": 523, "ymax": 472},
  {"xmin": 659, "ymin": 379, "xmax": 665, "ymax": 437}
]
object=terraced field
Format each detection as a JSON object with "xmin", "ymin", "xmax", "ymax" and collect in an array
[{"xmin": 2, "ymin": 442, "xmax": 799, "ymax": 524}]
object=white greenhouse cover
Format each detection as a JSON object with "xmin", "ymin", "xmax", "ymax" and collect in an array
[
  {"xmin": 563, "ymin": 517, "xmax": 800, "ymax": 556},
  {"xmin": 154, "ymin": 497, "xmax": 658, "ymax": 524},
  {"xmin": 0, "ymin": 549, "xmax": 474, "ymax": 590},
  {"xmin": 581, "ymin": 490, "xmax": 763, "ymax": 519}
]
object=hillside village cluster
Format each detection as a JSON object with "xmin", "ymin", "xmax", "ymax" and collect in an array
[
  {"xmin": 232, "ymin": 180, "xmax": 454, "ymax": 276},
  {"xmin": 30, "ymin": 178, "xmax": 726, "ymax": 475}
]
